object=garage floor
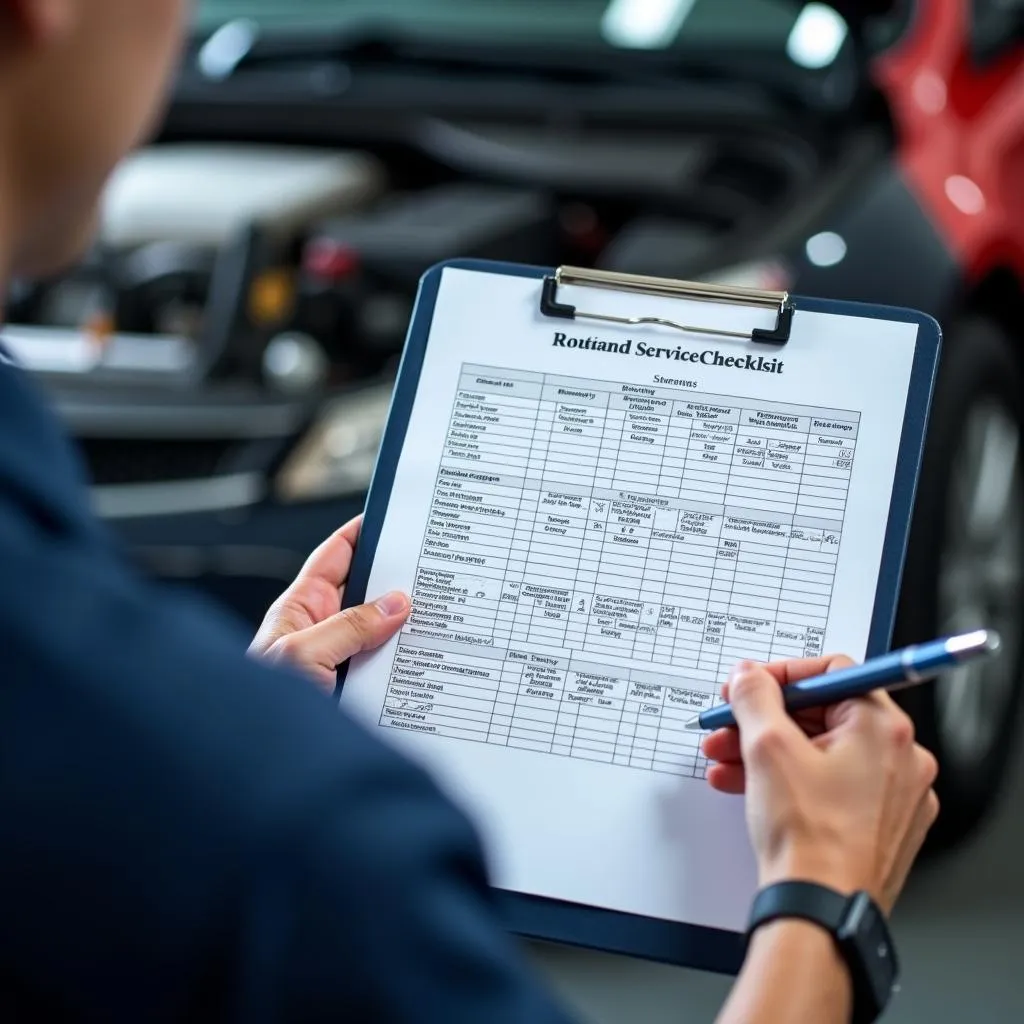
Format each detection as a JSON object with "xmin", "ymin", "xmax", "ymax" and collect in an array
[{"xmin": 527, "ymin": 739, "xmax": 1024, "ymax": 1023}]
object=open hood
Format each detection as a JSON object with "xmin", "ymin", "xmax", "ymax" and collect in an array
[{"xmin": 187, "ymin": 0, "xmax": 905, "ymax": 116}]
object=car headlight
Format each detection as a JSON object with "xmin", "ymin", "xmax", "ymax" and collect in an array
[{"xmin": 275, "ymin": 383, "xmax": 394, "ymax": 503}]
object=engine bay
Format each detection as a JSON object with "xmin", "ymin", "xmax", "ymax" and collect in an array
[{"xmin": 4, "ymin": 110, "xmax": 854, "ymax": 397}]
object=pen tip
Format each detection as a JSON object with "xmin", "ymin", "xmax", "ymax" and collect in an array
[{"xmin": 684, "ymin": 716, "xmax": 704, "ymax": 731}]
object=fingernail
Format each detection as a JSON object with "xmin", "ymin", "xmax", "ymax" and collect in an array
[
  {"xmin": 729, "ymin": 660, "xmax": 755, "ymax": 682},
  {"xmin": 375, "ymin": 591, "xmax": 409, "ymax": 616}
]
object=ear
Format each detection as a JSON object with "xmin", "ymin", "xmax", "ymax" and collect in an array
[{"xmin": 1, "ymin": 0, "xmax": 76, "ymax": 44}]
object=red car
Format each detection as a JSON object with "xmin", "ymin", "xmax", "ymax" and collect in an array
[{"xmin": 866, "ymin": 0, "xmax": 1024, "ymax": 847}]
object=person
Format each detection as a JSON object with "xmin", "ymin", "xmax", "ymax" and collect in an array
[{"xmin": 0, "ymin": 2, "xmax": 939, "ymax": 1021}]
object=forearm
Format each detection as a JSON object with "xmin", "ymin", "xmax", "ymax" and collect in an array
[{"xmin": 715, "ymin": 921, "xmax": 851, "ymax": 1024}]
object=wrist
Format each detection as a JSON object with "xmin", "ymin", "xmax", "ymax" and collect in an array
[
  {"xmin": 758, "ymin": 848, "xmax": 867, "ymax": 899},
  {"xmin": 746, "ymin": 882, "xmax": 899, "ymax": 1024},
  {"xmin": 741, "ymin": 919, "xmax": 853, "ymax": 1020}
]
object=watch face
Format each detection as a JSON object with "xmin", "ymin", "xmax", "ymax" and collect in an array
[{"xmin": 840, "ymin": 892, "xmax": 899, "ymax": 1011}]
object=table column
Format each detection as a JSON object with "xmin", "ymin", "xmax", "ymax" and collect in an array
[
  {"xmin": 429, "ymin": 368, "xmax": 542, "ymax": 651},
  {"xmin": 610, "ymin": 389, "xmax": 670, "ymax": 495},
  {"xmin": 488, "ymin": 650, "xmax": 526, "ymax": 745},
  {"xmin": 421, "ymin": 468, "xmax": 520, "ymax": 646},
  {"xmin": 664, "ymin": 509, "xmax": 719, "ymax": 672},
  {"xmin": 680, "ymin": 400, "xmax": 739, "ymax": 683},
  {"xmin": 771, "ymin": 622, "xmax": 812, "ymax": 661},
  {"xmin": 720, "ymin": 518, "xmax": 789, "ymax": 666},
  {"xmin": 698, "ymin": 608, "xmax": 732, "ymax": 685},
  {"xmin": 626, "ymin": 682, "xmax": 665, "ymax": 771},
  {"xmin": 653, "ymin": 682, "xmax": 712, "ymax": 778},
  {"xmin": 541, "ymin": 379, "xmax": 610, "ymax": 653},
  {"xmin": 662, "ymin": 402, "xmax": 693, "ymax": 498},
  {"xmin": 552, "ymin": 667, "xmax": 579, "ymax": 757},
  {"xmin": 595, "ymin": 394, "xmax": 626, "ymax": 490},
  {"xmin": 381, "ymin": 644, "xmax": 502, "ymax": 742},
  {"xmin": 727, "ymin": 408, "xmax": 808, "ymax": 518},
  {"xmin": 585, "ymin": 494, "xmax": 642, "ymax": 659},
  {"xmin": 526, "ymin": 488, "xmax": 588, "ymax": 647},
  {"xmin": 721, "ymin": 407, "xmax": 810, "ymax": 664},
  {"xmin": 566, "ymin": 666, "xmax": 626, "ymax": 764},
  {"xmin": 653, "ymin": 507, "xmax": 682, "ymax": 668},
  {"xmin": 633, "ymin": 501, "xmax": 663, "ymax": 663},
  {"xmin": 613, "ymin": 668, "xmax": 638, "ymax": 766},
  {"xmin": 679, "ymin": 399, "xmax": 740, "ymax": 507},
  {"xmin": 645, "ymin": 506, "xmax": 676, "ymax": 666},
  {"xmin": 410, "ymin": 489, "xmax": 512, "ymax": 650},
  {"xmin": 566, "ymin": 498, "xmax": 606, "ymax": 656},
  {"xmin": 508, "ymin": 653, "xmax": 570, "ymax": 753},
  {"xmin": 800, "ymin": 413, "xmax": 858, "ymax": 525},
  {"xmin": 596, "ymin": 496, "xmax": 652, "ymax": 659},
  {"xmin": 542, "ymin": 377, "xmax": 609, "ymax": 493},
  {"xmin": 782, "ymin": 413, "xmax": 858, "ymax": 635},
  {"xmin": 510, "ymin": 385, "xmax": 554, "ymax": 647},
  {"xmin": 778, "ymin": 523, "xmax": 837, "ymax": 640},
  {"xmin": 445, "ymin": 367, "xmax": 541, "ymax": 477},
  {"xmin": 773, "ymin": 525, "xmax": 823, "ymax": 660}
]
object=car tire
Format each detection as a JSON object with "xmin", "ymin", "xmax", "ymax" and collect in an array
[{"xmin": 894, "ymin": 315, "xmax": 1024, "ymax": 851}]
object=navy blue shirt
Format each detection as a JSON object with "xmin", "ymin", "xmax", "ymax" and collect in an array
[{"xmin": 0, "ymin": 356, "xmax": 574, "ymax": 1022}]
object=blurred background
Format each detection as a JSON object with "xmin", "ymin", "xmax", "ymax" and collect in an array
[{"xmin": 6, "ymin": 0, "xmax": 1024, "ymax": 1018}]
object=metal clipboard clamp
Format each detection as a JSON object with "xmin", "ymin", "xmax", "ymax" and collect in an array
[{"xmin": 540, "ymin": 265, "xmax": 794, "ymax": 345}]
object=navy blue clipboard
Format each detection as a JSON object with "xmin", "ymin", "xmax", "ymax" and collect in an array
[{"xmin": 337, "ymin": 258, "xmax": 942, "ymax": 975}]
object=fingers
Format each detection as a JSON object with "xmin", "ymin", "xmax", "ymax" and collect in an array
[
  {"xmin": 703, "ymin": 727, "xmax": 740, "ymax": 764},
  {"xmin": 705, "ymin": 655, "xmax": 857, "ymax": 767},
  {"xmin": 728, "ymin": 663, "xmax": 806, "ymax": 770},
  {"xmin": 824, "ymin": 688, "xmax": 914, "ymax": 746},
  {"xmin": 268, "ymin": 590, "xmax": 409, "ymax": 689},
  {"xmin": 707, "ymin": 762, "xmax": 747, "ymax": 795},
  {"xmin": 881, "ymin": 752, "xmax": 940, "ymax": 913},
  {"xmin": 295, "ymin": 515, "xmax": 363, "ymax": 591},
  {"xmin": 762, "ymin": 653, "xmax": 856, "ymax": 687}
]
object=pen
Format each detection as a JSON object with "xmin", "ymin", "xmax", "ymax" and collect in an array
[{"xmin": 685, "ymin": 629, "xmax": 1002, "ymax": 732}]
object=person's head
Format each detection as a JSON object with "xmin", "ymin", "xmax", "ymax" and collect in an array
[{"xmin": 0, "ymin": 0, "xmax": 188, "ymax": 280}]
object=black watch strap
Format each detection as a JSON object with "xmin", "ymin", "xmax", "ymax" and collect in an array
[
  {"xmin": 746, "ymin": 880, "xmax": 850, "ymax": 938},
  {"xmin": 746, "ymin": 881, "xmax": 894, "ymax": 1024}
]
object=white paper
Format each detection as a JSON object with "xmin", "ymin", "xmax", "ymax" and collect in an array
[{"xmin": 340, "ymin": 268, "xmax": 919, "ymax": 934}]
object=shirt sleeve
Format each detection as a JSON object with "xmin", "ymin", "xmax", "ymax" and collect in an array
[
  {"xmin": 0, "ymin": 500, "xmax": 578, "ymax": 1024},
  {"xmin": 229, "ymin": 708, "xmax": 580, "ymax": 1024}
]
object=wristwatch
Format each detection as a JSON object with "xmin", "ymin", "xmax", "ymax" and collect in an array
[{"xmin": 745, "ymin": 881, "xmax": 899, "ymax": 1024}]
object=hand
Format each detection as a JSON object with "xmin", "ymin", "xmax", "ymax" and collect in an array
[
  {"xmin": 703, "ymin": 657, "xmax": 940, "ymax": 915},
  {"xmin": 249, "ymin": 515, "xmax": 410, "ymax": 691}
]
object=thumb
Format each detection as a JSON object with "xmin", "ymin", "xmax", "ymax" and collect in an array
[
  {"xmin": 269, "ymin": 591, "xmax": 410, "ymax": 681},
  {"xmin": 728, "ymin": 662, "xmax": 804, "ymax": 769}
]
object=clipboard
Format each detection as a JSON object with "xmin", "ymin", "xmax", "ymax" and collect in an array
[{"xmin": 338, "ymin": 258, "xmax": 941, "ymax": 975}]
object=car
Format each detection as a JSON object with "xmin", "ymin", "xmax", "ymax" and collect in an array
[{"xmin": 6, "ymin": 0, "xmax": 1023, "ymax": 849}]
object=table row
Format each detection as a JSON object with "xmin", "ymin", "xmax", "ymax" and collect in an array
[
  {"xmin": 447, "ymin": 412, "xmax": 856, "ymax": 460},
  {"xmin": 453, "ymin": 366, "xmax": 860, "ymax": 436},
  {"xmin": 380, "ymin": 643, "xmax": 720, "ymax": 776}
]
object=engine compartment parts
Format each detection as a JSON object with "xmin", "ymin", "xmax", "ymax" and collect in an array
[
  {"xmin": 100, "ymin": 144, "xmax": 386, "ymax": 249},
  {"xmin": 297, "ymin": 184, "xmax": 555, "ymax": 362}
]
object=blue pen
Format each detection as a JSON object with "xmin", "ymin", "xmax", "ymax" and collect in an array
[{"xmin": 686, "ymin": 629, "xmax": 1002, "ymax": 732}]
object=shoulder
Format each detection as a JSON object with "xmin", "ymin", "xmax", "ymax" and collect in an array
[{"xmin": 0, "ymin": 510, "xmax": 486, "ymax": 1010}]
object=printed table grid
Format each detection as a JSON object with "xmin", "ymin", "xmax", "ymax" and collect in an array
[{"xmin": 379, "ymin": 364, "xmax": 860, "ymax": 780}]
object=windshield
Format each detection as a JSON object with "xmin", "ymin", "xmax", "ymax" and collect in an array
[{"xmin": 195, "ymin": 1, "xmax": 854, "ymax": 68}]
